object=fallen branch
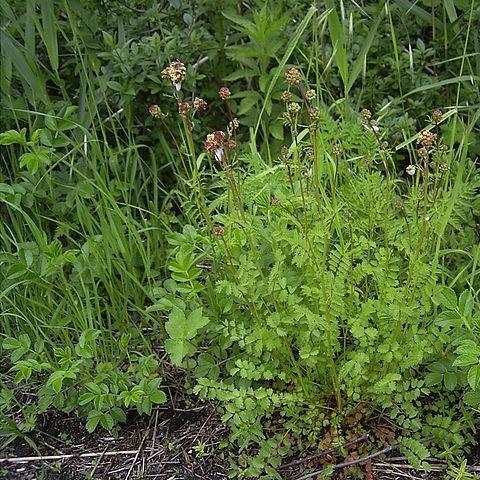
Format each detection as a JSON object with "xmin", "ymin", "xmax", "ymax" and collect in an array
[
  {"xmin": 295, "ymin": 444, "xmax": 399, "ymax": 480},
  {"xmin": 0, "ymin": 450, "xmax": 139, "ymax": 464},
  {"xmin": 281, "ymin": 434, "xmax": 369, "ymax": 470}
]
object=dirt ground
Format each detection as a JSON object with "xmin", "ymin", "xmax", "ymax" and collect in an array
[{"xmin": 0, "ymin": 405, "xmax": 478, "ymax": 479}]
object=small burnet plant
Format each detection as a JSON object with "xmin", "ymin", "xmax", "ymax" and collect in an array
[
  {"xmin": 438, "ymin": 162, "xmax": 448, "ymax": 173},
  {"xmin": 228, "ymin": 118, "xmax": 239, "ymax": 133},
  {"xmin": 204, "ymin": 130, "xmax": 227, "ymax": 163},
  {"xmin": 360, "ymin": 108, "xmax": 372, "ymax": 123}
]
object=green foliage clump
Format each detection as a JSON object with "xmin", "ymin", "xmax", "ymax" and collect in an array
[{"xmin": 155, "ymin": 73, "xmax": 479, "ymax": 474}]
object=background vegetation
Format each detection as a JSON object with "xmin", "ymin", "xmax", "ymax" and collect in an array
[{"xmin": 1, "ymin": 0, "xmax": 479, "ymax": 478}]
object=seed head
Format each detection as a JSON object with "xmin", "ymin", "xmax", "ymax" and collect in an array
[
  {"xmin": 212, "ymin": 226, "xmax": 224, "ymax": 237},
  {"xmin": 218, "ymin": 87, "xmax": 231, "ymax": 100},
  {"xmin": 438, "ymin": 162, "xmax": 448, "ymax": 173},
  {"xmin": 417, "ymin": 130, "xmax": 437, "ymax": 147},
  {"xmin": 361, "ymin": 109, "xmax": 372, "ymax": 123},
  {"xmin": 178, "ymin": 102, "xmax": 192, "ymax": 115},
  {"xmin": 305, "ymin": 89, "xmax": 316, "ymax": 101},
  {"xmin": 281, "ymin": 90, "xmax": 293, "ymax": 103},
  {"xmin": 394, "ymin": 200, "xmax": 404, "ymax": 210},
  {"xmin": 288, "ymin": 102, "xmax": 301, "ymax": 114},
  {"xmin": 285, "ymin": 67, "xmax": 302, "ymax": 86},
  {"xmin": 148, "ymin": 104, "xmax": 164, "ymax": 119},
  {"xmin": 193, "ymin": 97, "xmax": 207, "ymax": 110},
  {"xmin": 406, "ymin": 164, "xmax": 416, "ymax": 176}
]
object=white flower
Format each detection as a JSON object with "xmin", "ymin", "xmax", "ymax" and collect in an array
[
  {"xmin": 406, "ymin": 164, "xmax": 416, "ymax": 176},
  {"xmin": 214, "ymin": 147, "xmax": 224, "ymax": 163}
]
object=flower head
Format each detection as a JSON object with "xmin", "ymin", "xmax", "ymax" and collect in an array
[
  {"xmin": 218, "ymin": 87, "xmax": 231, "ymax": 100},
  {"xmin": 308, "ymin": 107, "xmax": 320, "ymax": 120},
  {"xmin": 193, "ymin": 97, "xmax": 207, "ymax": 110},
  {"xmin": 305, "ymin": 89, "xmax": 316, "ymax": 101},
  {"xmin": 417, "ymin": 147, "xmax": 429, "ymax": 161},
  {"xmin": 212, "ymin": 226, "xmax": 224, "ymax": 237},
  {"xmin": 360, "ymin": 109, "xmax": 372, "ymax": 123},
  {"xmin": 178, "ymin": 102, "xmax": 192, "ymax": 115},
  {"xmin": 228, "ymin": 118, "xmax": 239, "ymax": 132},
  {"xmin": 285, "ymin": 67, "xmax": 302, "ymax": 86},
  {"xmin": 161, "ymin": 60, "xmax": 186, "ymax": 90},
  {"xmin": 417, "ymin": 130, "xmax": 437, "ymax": 147},
  {"xmin": 332, "ymin": 144, "xmax": 342, "ymax": 156},
  {"xmin": 438, "ymin": 162, "xmax": 448, "ymax": 173},
  {"xmin": 406, "ymin": 164, "xmax": 416, "ymax": 176},
  {"xmin": 281, "ymin": 91, "xmax": 293, "ymax": 103},
  {"xmin": 148, "ymin": 104, "xmax": 164, "ymax": 119},
  {"xmin": 287, "ymin": 102, "xmax": 301, "ymax": 114},
  {"xmin": 432, "ymin": 108, "xmax": 443, "ymax": 124}
]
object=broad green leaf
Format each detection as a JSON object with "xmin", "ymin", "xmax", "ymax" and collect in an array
[
  {"xmin": 458, "ymin": 290, "xmax": 474, "ymax": 318},
  {"xmin": 0, "ymin": 129, "xmax": 27, "ymax": 146},
  {"xmin": 453, "ymin": 354, "xmax": 479, "ymax": 367},
  {"xmin": 150, "ymin": 390, "xmax": 166, "ymax": 404},
  {"xmin": 468, "ymin": 365, "xmax": 480, "ymax": 390},
  {"xmin": 165, "ymin": 307, "xmax": 209, "ymax": 340},
  {"xmin": 433, "ymin": 287, "xmax": 457, "ymax": 310},
  {"xmin": 443, "ymin": 371, "xmax": 457, "ymax": 391},
  {"xmin": 165, "ymin": 338, "xmax": 190, "ymax": 365},
  {"xmin": 86, "ymin": 411, "xmax": 101, "ymax": 432},
  {"xmin": 0, "ymin": 31, "xmax": 48, "ymax": 103},
  {"xmin": 424, "ymin": 371, "xmax": 443, "ymax": 387},
  {"xmin": 237, "ymin": 92, "xmax": 261, "ymax": 116},
  {"xmin": 443, "ymin": 0, "xmax": 457, "ymax": 23}
]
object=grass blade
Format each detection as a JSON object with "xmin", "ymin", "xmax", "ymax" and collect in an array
[
  {"xmin": 254, "ymin": 6, "xmax": 322, "ymax": 137},
  {"xmin": 325, "ymin": 0, "xmax": 349, "ymax": 93},
  {"xmin": 346, "ymin": 1, "xmax": 385, "ymax": 94},
  {"xmin": 40, "ymin": 0, "xmax": 59, "ymax": 71}
]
